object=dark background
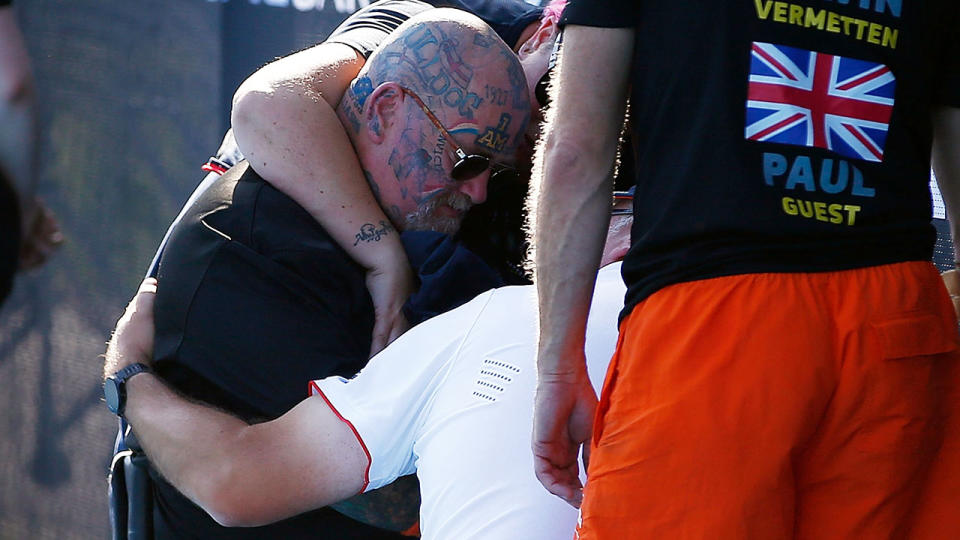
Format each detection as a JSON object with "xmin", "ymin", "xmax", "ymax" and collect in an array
[{"xmin": 0, "ymin": 0, "xmax": 950, "ymax": 538}]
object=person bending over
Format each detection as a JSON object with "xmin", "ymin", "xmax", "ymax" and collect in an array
[{"xmin": 105, "ymin": 195, "xmax": 634, "ymax": 540}]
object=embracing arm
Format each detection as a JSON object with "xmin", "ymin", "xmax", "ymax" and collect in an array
[
  {"xmin": 231, "ymin": 43, "xmax": 413, "ymax": 355},
  {"xmin": 104, "ymin": 281, "xmax": 368, "ymax": 527},
  {"xmin": 530, "ymin": 25, "xmax": 633, "ymax": 506}
]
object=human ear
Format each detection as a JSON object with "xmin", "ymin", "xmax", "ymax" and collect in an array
[
  {"xmin": 366, "ymin": 82, "xmax": 404, "ymax": 144},
  {"xmin": 518, "ymin": 18, "xmax": 557, "ymax": 60}
]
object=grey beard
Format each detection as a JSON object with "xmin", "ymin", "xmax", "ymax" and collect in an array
[{"xmin": 403, "ymin": 191, "xmax": 472, "ymax": 234}]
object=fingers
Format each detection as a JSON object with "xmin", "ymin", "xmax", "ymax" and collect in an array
[
  {"xmin": 139, "ymin": 277, "xmax": 158, "ymax": 294},
  {"xmin": 365, "ymin": 264, "xmax": 416, "ymax": 358},
  {"xmin": 533, "ymin": 455, "xmax": 583, "ymax": 507},
  {"xmin": 106, "ymin": 279, "xmax": 159, "ymax": 377},
  {"xmin": 369, "ymin": 322, "xmax": 388, "ymax": 358},
  {"xmin": 532, "ymin": 421, "xmax": 586, "ymax": 507},
  {"xmin": 387, "ymin": 313, "xmax": 410, "ymax": 344},
  {"xmin": 531, "ymin": 374, "xmax": 597, "ymax": 507},
  {"xmin": 368, "ymin": 313, "xmax": 410, "ymax": 358},
  {"xmin": 136, "ymin": 278, "xmax": 158, "ymax": 308},
  {"xmin": 118, "ymin": 279, "xmax": 157, "ymax": 330}
]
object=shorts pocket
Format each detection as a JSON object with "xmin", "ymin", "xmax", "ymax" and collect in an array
[{"xmin": 872, "ymin": 312, "xmax": 959, "ymax": 360}]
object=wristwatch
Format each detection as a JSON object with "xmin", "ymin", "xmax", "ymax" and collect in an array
[{"xmin": 104, "ymin": 363, "xmax": 152, "ymax": 417}]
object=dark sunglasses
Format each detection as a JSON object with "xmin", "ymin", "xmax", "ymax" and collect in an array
[{"xmin": 399, "ymin": 87, "xmax": 519, "ymax": 184}]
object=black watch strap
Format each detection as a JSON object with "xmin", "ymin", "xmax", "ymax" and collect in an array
[
  {"xmin": 104, "ymin": 363, "xmax": 152, "ymax": 416},
  {"xmin": 113, "ymin": 362, "xmax": 151, "ymax": 383}
]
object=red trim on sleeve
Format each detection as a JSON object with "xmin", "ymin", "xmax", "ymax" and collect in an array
[
  {"xmin": 309, "ymin": 380, "xmax": 372, "ymax": 494},
  {"xmin": 201, "ymin": 160, "xmax": 229, "ymax": 175}
]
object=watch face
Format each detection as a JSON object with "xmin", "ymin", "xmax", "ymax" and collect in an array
[{"xmin": 104, "ymin": 378, "xmax": 121, "ymax": 414}]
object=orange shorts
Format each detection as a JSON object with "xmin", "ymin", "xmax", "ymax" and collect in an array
[{"xmin": 578, "ymin": 261, "xmax": 960, "ymax": 539}]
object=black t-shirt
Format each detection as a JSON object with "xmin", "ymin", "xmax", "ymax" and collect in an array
[
  {"xmin": 327, "ymin": 0, "xmax": 542, "ymax": 56},
  {"xmin": 154, "ymin": 162, "xmax": 374, "ymax": 422},
  {"xmin": 151, "ymin": 162, "xmax": 509, "ymax": 538},
  {"xmin": 564, "ymin": 0, "xmax": 960, "ymax": 315},
  {"xmin": 152, "ymin": 162, "xmax": 398, "ymax": 539}
]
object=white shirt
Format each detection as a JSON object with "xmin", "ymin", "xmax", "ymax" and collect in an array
[{"xmin": 311, "ymin": 263, "xmax": 625, "ymax": 540}]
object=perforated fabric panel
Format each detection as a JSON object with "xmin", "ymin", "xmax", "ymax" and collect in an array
[
  {"xmin": 933, "ymin": 219, "xmax": 953, "ymax": 272},
  {"xmin": 931, "ymin": 176, "xmax": 954, "ymax": 271}
]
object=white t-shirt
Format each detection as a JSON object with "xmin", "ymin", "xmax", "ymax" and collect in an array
[{"xmin": 310, "ymin": 263, "xmax": 625, "ymax": 540}]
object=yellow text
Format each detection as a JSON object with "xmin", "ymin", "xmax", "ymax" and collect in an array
[
  {"xmin": 781, "ymin": 197, "xmax": 861, "ymax": 225},
  {"xmin": 755, "ymin": 0, "xmax": 898, "ymax": 49}
]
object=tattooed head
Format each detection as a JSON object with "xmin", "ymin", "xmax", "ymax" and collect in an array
[{"xmin": 337, "ymin": 9, "xmax": 532, "ymax": 233}]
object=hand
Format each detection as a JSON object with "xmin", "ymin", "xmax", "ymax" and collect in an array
[
  {"xmin": 104, "ymin": 279, "xmax": 158, "ymax": 380},
  {"xmin": 365, "ymin": 263, "xmax": 415, "ymax": 357},
  {"xmin": 18, "ymin": 197, "xmax": 63, "ymax": 271},
  {"xmin": 531, "ymin": 366, "xmax": 597, "ymax": 508},
  {"xmin": 943, "ymin": 269, "xmax": 960, "ymax": 318}
]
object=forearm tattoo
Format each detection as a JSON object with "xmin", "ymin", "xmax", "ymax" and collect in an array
[{"xmin": 353, "ymin": 220, "xmax": 395, "ymax": 246}]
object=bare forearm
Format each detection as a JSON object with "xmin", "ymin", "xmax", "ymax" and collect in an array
[
  {"xmin": 124, "ymin": 373, "xmax": 366, "ymax": 527},
  {"xmin": 933, "ymin": 106, "xmax": 960, "ymax": 263},
  {"xmin": 534, "ymin": 136, "xmax": 613, "ymax": 374},
  {"xmin": 122, "ymin": 373, "xmax": 256, "ymax": 522},
  {"xmin": 231, "ymin": 43, "xmax": 406, "ymax": 273},
  {"xmin": 533, "ymin": 26, "xmax": 634, "ymax": 377},
  {"xmin": 234, "ymin": 88, "xmax": 405, "ymax": 270}
]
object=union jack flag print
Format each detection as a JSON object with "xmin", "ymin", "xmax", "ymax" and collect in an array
[{"xmin": 745, "ymin": 42, "xmax": 896, "ymax": 163}]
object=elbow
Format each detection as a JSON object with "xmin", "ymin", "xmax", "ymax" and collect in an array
[
  {"xmin": 202, "ymin": 487, "xmax": 275, "ymax": 528},
  {"xmin": 206, "ymin": 504, "xmax": 267, "ymax": 529},
  {"xmin": 230, "ymin": 80, "xmax": 273, "ymax": 150},
  {"xmin": 205, "ymin": 502, "xmax": 257, "ymax": 529}
]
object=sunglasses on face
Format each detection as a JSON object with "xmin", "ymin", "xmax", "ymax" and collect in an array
[{"xmin": 399, "ymin": 86, "xmax": 519, "ymax": 184}]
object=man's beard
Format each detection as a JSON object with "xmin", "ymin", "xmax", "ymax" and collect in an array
[{"xmin": 403, "ymin": 190, "xmax": 473, "ymax": 234}]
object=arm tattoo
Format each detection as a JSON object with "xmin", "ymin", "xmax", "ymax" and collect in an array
[
  {"xmin": 353, "ymin": 220, "xmax": 395, "ymax": 246},
  {"xmin": 330, "ymin": 474, "xmax": 421, "ymax": 532}
]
